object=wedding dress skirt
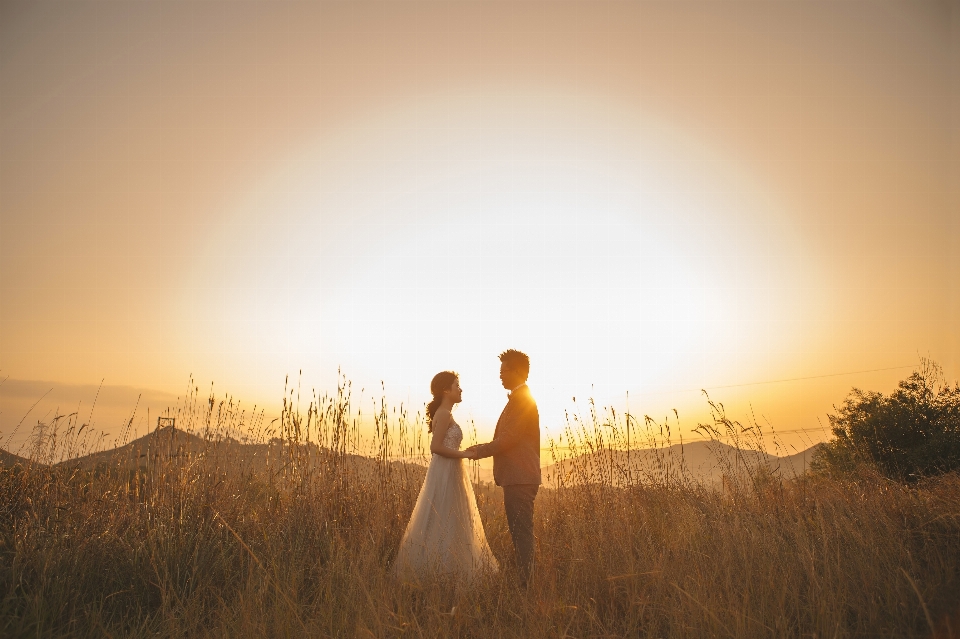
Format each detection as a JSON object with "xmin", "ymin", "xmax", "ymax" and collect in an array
[{"xmin": 394, "ymin": 419, "xmax": 498, "ymax": 581}]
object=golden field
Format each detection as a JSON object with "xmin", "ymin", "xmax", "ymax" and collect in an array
[{"xmin": 1, "ymin": 380, "xmax": 958, "ymax": 638}]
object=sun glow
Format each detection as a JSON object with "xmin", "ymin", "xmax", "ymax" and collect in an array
[
  {"xmin": 2, "ymin": 1, "xmax": 954, "ymax": 458},
  {"xmin": 179, "ymin": 90, "xmax": 821, "ymax": 439}
]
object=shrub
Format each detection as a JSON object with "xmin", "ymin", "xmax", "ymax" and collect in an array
[{"xmin": 813, "ymin": 358, "xmax": 960, "ymax": 482}]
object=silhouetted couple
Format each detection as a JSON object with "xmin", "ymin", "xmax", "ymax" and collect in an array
[{"xmin": 393, "ymin": 349, "xmax": 541, "ymax": 585}]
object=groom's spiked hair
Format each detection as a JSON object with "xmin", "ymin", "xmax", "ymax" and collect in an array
[{"xmin": 499, "ymin": 349, "xmax": 530, "ymax": 381}]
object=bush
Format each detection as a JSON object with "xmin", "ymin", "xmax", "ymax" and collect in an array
[{"xmin": 813, "ymin": 359, "xmax": 960, "ymax": 482}]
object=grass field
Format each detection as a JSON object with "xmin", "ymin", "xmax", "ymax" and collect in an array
[{"xmin": 1, "ymin": 380, "xmax": 959, "ymax": 637}]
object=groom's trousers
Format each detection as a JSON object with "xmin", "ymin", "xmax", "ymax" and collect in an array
[{"xmin": 503, "ymin": 484, "xmax": 539, "ymax": 582}]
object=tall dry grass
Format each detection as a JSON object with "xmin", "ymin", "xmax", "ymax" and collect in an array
[{"xmin": 1, "ymin": 379, "xmax": 959, "ymax": 638}]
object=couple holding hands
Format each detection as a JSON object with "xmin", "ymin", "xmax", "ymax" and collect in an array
[{"xmin": 393, "ymin": 349, "xmax": 540, "ymax": 585}]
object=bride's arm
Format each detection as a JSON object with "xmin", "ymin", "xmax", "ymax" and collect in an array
[{"xmin": 430, "ymin": 411, "xmax": 471, "ymax": 459}]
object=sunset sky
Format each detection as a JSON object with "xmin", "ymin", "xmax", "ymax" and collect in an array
[{"xmin": 1, "ymin": 1, "xmax": 958, "ymax": 456}]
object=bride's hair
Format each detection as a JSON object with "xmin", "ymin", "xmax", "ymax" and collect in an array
[{"xmin": 426, "ymin": 371, "xmax": 458, "ymax": 432}]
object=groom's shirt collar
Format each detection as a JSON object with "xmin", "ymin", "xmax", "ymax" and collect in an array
[{"xmin": 507, "ymin": 382, "xmax": 527, "ymax": 398}]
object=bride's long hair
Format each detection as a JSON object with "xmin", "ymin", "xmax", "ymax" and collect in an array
[{"xmin": 426, "ymin": 371, "xmax": 458, "ymax": 432}]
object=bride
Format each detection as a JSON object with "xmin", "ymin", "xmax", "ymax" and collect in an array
[{"xmin": 394, "ymin": 371, "xmax": 498, "ymax": 581}]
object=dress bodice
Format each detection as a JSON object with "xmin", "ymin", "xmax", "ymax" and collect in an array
[{"xmin": 441, "ymin": 415, "xmax": 463, "ymax": 451}]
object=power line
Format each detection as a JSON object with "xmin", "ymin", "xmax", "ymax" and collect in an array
[
  {"xmin": 634, "ymin": 364, "xmax": 916, "ymax": 396},
  {"xmin": 537, "ymin": 364, "xmax": 921, "ymax": 451},
  {"xmin": 540, "ymin": 424, "xmax": 834, "ymax": 452}
]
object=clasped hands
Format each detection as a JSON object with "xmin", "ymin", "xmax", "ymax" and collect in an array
[{"xmin": 463, "ymin": 444, "xmax": 482, "ymax": 460}]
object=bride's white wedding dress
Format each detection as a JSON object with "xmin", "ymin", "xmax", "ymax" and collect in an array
[{"xmin": 394, "ymin": 414, "xmax": 498, "ymax": 580}]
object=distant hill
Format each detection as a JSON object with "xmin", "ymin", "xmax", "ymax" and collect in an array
[
  {"xmin": 60, "ymin": 426, "xmax": 247, "ymax": 471},
  {"xmin": 0, "ymin": 448, "xmax": 33, "ymax": 468},
  {"xmin": 57, "ymin": 426, "xmax": 428, "ymax": 484},
  {"xmin": 10, "ymin": 425, "xmax": 821, "ymax": 488},
  {"xmin": 535, "ymin": 440, "xmax": 824, "ymax": 488}
]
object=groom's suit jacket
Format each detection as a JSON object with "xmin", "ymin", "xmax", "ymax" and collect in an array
[{"xmin": 473, "ymin": 385, "xmax": 541, "ymax": 486}]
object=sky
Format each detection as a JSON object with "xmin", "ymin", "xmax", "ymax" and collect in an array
[{"xmin": 1, "ymin": 1, "xmax": 958, "ymax": 457}]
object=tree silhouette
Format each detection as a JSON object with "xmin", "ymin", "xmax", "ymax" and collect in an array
[{"xmin": 813, "ymin": 358, "xmax": 960, "ymax": 482}]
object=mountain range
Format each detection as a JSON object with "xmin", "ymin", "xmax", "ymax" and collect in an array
[
  {"xmin": 1, "ymin": 427, "xmax": 822, "ymax": 487},
  {"xmin": 534, "ymin": 440, "xmax": 822, "ymax": 488}
]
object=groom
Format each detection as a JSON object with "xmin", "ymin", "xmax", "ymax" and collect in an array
[{"xmin": 466, "ymin": 349, "xmax": 541, "ymax": 584}]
